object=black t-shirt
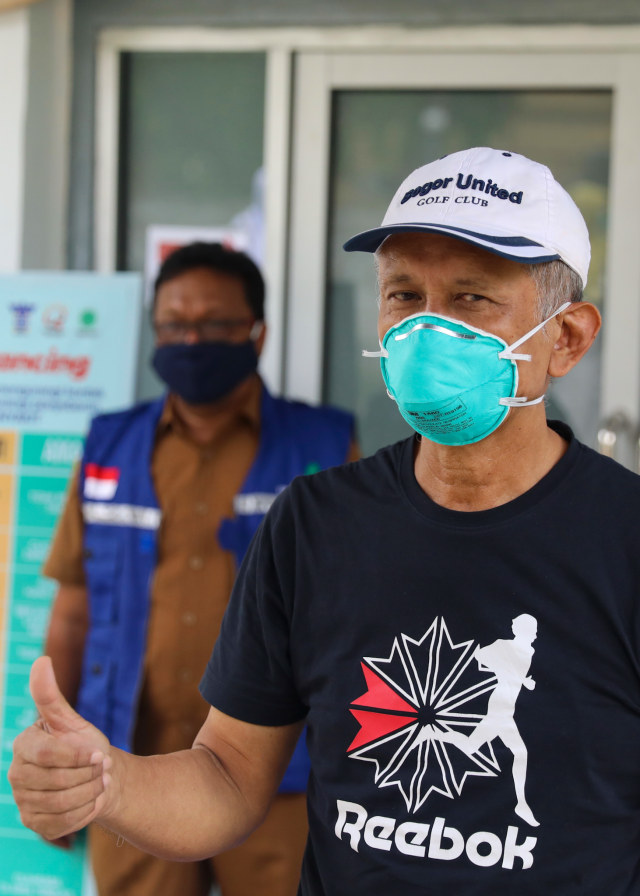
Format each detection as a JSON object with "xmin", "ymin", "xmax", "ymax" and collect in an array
[{"xmin": 201, "ymin": 423, "xmax": 640, "ymax": 894}]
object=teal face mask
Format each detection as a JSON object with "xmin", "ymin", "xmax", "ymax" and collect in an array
[{"xmin": 363, "ymin": 303, "xmax": 569, "ymax": 446}]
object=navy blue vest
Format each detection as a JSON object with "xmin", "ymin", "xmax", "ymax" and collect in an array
[{"xmin": 76, "ymin": 384, "xmax": 353, "ymax": 791}]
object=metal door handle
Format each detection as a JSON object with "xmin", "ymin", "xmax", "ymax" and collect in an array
[{"xmin": 597, "ymin": 411, "xmax": 640, "ymax": 472}]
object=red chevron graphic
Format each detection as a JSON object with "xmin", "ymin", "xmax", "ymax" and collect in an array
[{"xmin": 351, "ymin": 663, "xmax": 417, "ymax": 714}]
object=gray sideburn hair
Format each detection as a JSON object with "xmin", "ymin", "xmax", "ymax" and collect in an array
[{"xmin": 528, "ymin": 259, "xmax": 583, "ymax": 322}]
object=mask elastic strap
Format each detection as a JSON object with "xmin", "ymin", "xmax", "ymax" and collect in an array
[
  {"xmin": 499, "ymin": 395, "xmax": 546, "ymax": 408},
  {"xmin": 498, "ymin": 301, "xmax": 571, "ymax": 362},
  {"xmin": 361, "ymin": 347, "xmax": 394, "ymax": 398}
]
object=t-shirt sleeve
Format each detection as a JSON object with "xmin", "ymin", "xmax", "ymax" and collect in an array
[
  {"xmin": 42, "ymin": 465, "xmax": 86, "ymax": 587},
  {"xmin": 345, "ymin": 437, "xmax": 361, "ymax": 464},
  {"xmin": 200, "ymin": 491, "xmax": 307, "ymax": 727}
]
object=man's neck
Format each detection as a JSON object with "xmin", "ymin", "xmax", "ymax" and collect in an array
[
  {"xmin": 413, "ymin": 410, "xmax": 567, "ymax": 511},
  {"xmin": 169, "ymin": 374, "xmax": 260, "ymax": 447}
]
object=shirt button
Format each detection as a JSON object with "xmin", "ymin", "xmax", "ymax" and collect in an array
[
  {"xmin": 182, "ymin": 611, "xmax": 197, "ymax": 626},
  {"xmin": 178, "ymin": 668, "xmax": 193, "ymax": 683},
  {"xmin": 189, "ymin": 555, "xmax": 203, "ymax": 570},
  {"xmin": 195, "ymin": 502, "xmax": 208, "ymax": 516}
]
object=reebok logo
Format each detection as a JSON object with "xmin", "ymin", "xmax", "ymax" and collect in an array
[{"xmin": 335, "ymin": 800, "xmax": 537, "ymax": 870}]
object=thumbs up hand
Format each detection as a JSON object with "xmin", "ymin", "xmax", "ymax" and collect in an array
[{"xmin": 8, "ymin": 656, "xmax": 113, "ymax": 841}]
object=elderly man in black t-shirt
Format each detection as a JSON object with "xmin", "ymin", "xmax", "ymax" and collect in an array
[{"xmin": 13, "ymin": 148, "xmax": 640, "ymax": 895}]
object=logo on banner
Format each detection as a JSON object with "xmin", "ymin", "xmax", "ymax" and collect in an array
[
  {"xmin": 84, "ymin": 463, "xmax": 120, "ymax": 500},
  {"xmin": 78, "ymin": 308, "xmax": 98, "ymax": 336},
  {"xmin": 43, "ymin": 304, "xmax": 68, "ymax": 333},
  {"xmin": 9, "ymin": 304, "xmax": 35, "ymax": 333}
]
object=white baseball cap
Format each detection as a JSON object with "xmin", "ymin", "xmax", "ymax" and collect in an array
[{"xmin": 343, "ymin": 146, "xmax": 590, "ymax": 288}]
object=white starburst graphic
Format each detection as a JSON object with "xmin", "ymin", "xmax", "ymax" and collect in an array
[{"xmin": 348, "ymin": 617, "xmax": 501, "ymax": 813}]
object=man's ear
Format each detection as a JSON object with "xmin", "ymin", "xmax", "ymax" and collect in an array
[
  {"xmin": 254, "ymin": 321, "xmax": 267, "ymax": 357},
  {"xmin": 547, "ymin": 302, "xmax": 602, "ymax": 378}
]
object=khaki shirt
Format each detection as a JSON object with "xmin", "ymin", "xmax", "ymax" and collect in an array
[{"xmin": 44, "ymin": 377, "xmax": 356, "ymax": 754}]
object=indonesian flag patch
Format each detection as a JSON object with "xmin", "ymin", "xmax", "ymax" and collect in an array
[{"xmin": 84, "ymin": 463, "xmax": 120, "ymax": 500}]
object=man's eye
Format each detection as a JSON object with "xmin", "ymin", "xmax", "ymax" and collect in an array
[
  {"xmin": 389, "ymin": 292, "xmax": 420, "ymax": 302},
  {"xmin": 458, "ymin": 293, "xmax": 489, "ymax": 304}
]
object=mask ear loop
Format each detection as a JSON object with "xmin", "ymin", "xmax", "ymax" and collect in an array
[
  {"xmin": 498, "ymin": 301, "xmax": 571, "ymax": 362},
  {"xmin": 497, "ymin": 301, "xmax": 571, "ymax": 407},
  {"xmin": 361, "ymin": 347, "xmax": 392, "ymax": 398},
  {"xmin": 499, "ymin": 394, "xmax": 546, "ymax": 408}
]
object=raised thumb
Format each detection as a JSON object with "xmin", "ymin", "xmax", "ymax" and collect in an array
[{"xmin": 30, "ymin": 656, "xmax": 82, "ymax": 734}]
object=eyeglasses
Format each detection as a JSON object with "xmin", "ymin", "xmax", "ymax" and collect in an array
[{"xmin": 153, "ymin": 318, "xmax": 259, "ymax": 344}]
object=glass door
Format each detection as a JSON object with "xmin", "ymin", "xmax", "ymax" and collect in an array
[
  {"xmin": 94, "ymin": 33, "xmax": 294, "ymax": 400},
  {"xmin": 287, "ymin": 49, "xmax": 640, "ymax": 460},
  {"xmin": 115, "ymin": 51, "xmax": 267, "ymax": 401}
]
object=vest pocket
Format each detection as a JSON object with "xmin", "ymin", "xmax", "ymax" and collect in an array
[{"xmin": 83, "ymin": 531, "xmax": 121, "ymax": 623}]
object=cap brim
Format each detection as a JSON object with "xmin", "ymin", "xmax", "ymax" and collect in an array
[{"xmin": 343, "ymin": 223, "xmax": 561, "ymax": 266}]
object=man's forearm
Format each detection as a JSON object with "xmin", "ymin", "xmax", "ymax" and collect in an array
[
  {"xmin": 10, "ymin": 660, "xmax": 302, "ymax": 859},
  {"xmin": 98, "ymin": 743, "xmax": 269, "ymax": 861}
]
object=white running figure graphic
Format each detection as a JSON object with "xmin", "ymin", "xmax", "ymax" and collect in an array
[{"xmin": 420, "ymin": 614, "xmax": 540, "ymax": 826}]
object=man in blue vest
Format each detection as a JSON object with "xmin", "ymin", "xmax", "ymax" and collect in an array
[{"xmin": 41, "ymin": 242, "xmax": 357, "ymax": 896}]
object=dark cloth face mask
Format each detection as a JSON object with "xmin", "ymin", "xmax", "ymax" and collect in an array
[{"xmin": 152, "ymin": 340, "xmax": 259, "ymax": 405}]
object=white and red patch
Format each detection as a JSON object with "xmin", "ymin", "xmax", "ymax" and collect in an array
[{"xmin": 84, "ymin": 463, "xmax": 120, "ymax": 501}]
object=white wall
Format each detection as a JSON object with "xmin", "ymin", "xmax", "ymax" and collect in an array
[
  {"xmin": 21, "ymin": 0, "xmax": 71, "ymax": 269},
  {"xmin": 0, "ymin": 9, "xmax": 28, "ymax": 271}
]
